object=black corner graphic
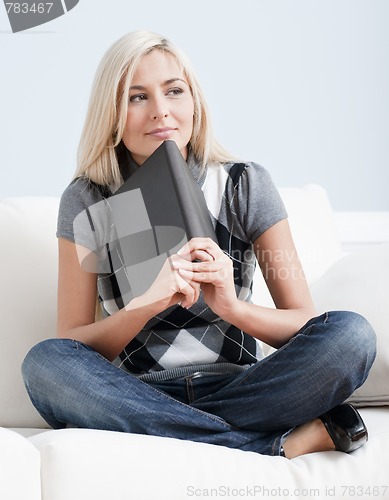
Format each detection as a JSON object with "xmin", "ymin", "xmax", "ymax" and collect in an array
[
  {"xmin": 3, "ymin": 0, "xmax": 80, "ymax": 33},
  {"xmin": 64, "ymin": 0, "xmax": 78, "ymax": 11}
]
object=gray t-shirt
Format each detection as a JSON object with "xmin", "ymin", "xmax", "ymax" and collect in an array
[{"xmin": 57, "ymin": 155, "xmax": 287, "ymax": 380}]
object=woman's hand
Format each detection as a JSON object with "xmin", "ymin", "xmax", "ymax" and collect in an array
[
  {"xmin": 172, "ymin": 237, "xmax": 239, "ymax": 319},
  {"xmin": 133, "ymin": 252, "xmax": 201, "ymax": 314},
  {"xmin": 57, "ymin": 239, "xmax": 201, "ymax": 361}
]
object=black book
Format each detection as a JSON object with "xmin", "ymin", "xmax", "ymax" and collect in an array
[{"xmin": 106, "ymin": 140, "xmax": 217, "ymax": 297}]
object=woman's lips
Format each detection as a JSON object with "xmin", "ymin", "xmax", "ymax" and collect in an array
[{"xmin": 146, "ymin": 127, "xmax": 176, "ymax": 140}]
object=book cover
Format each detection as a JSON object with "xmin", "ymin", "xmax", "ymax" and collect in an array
[{"xmin": 105, "ymin": 140, "xmax": 217, "ymax": 297}]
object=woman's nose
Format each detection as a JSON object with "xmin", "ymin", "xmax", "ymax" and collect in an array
[
  {"xmin": 150, "ymin": 97, "xmax": 168, "ymax": 120},
  {"xmin": 153, "ymin": 112, "xmax": 168, "ymax": 120}
]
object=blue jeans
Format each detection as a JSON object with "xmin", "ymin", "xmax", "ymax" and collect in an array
[{"xmin": 21, "ymin": 311, "xmax": 376, "ymax": 456}]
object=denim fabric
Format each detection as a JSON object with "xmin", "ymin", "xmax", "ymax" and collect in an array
[{"xmin": 22, "ymin": 311, "xmax": 376, "ymax": 456}]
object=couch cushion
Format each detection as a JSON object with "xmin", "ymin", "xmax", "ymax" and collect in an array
[
  {"xmin": 0, "ymin": 197, "xmax": 59, "ymax": 428},
  {"xmin": 311, "ymin": 243, "xmax": 389, "ymax": 405},
  {"xmin": 0, "ymin": 427, "xmax": 41, "ymax": 500},
  {"xmin": 29, "ymin": 407, "xmax": 389, "ymax": 500},
  {"xmin": 252, "ymin": 184, "xmax": 342, "ymax": 307}
]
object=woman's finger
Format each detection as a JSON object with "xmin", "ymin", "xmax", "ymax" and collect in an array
[
  {"xmin": 178, "ymin": 268, "xmax": 222, "ymax": 284},
  {"xmin": 177, "ymin": 274, "xmax": 201, "ymax": 308},
  {"xmin": 177, "ymin": 237, "xmax": 221, "ymax": 261},
  {"xmin": 172, "ymin": 258, "xmax": 227, "ymax": 273}
]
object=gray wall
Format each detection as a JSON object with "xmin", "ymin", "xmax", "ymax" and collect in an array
[{"xmin": 1, "ymin": 0, "xmax": 388, "ymax": 210}]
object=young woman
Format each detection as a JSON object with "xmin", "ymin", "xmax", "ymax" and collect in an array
[{"xmin": 22, "ymin": 30, "xmax": 376, "ymax": 458}]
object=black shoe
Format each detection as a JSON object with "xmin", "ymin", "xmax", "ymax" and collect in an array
[{"xmin": 319, "ymin": 403, "xmax": 368, "ymax": 453}]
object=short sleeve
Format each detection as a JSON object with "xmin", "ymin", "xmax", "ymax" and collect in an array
[
  {"xmin": 233, "ymin": 162, "xmax": 288, "ymax": 243},
  {"xmin": 56, "ymin": 177, "xmax": 107, "ymax": 250}
]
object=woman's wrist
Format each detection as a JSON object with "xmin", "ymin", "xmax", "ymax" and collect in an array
[
  {"xmin": 216, "ymin": 298, "xmax": 245, "ymax": 325},
  {"xmin": 125, "ymin": 293, "xmax": 162, "ymax": 319}
]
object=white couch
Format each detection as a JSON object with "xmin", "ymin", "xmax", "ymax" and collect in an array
[{"xmin": 1, "ymin": 186, "xmax": 389, "ymax": 500}]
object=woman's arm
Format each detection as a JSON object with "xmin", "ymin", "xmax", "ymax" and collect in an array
[
  {"xmin": 57, "ymin": 238, "xmax": 200, "ymax": 361},
  {"xmin": 225, "ymin": 219, "xmax": 317, "ymax": 348},
  {"xmin": 175, "ymin": 220, "xmax": 317, "ymax": 349}
]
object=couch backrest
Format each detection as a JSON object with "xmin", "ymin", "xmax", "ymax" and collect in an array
[
  {"xmin": 0, "ymin": 197, "xmax": 59, "ymax": 428},
  {"xmin": 0, "ymin": 185, "xmax": 341, "ymax": 428},
  {"xmin": 252, "ymin": 184, "xmax": 342, "ymax": 307}
]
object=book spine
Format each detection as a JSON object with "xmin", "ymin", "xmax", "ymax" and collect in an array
[{"xmin": 165, "ymin": 150, "xmax": 203, "ymax": 241}]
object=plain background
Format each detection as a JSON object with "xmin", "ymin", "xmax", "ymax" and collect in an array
[{"xmin": 1, "ymin": 0, "xmax": 388, "ymax": 211}]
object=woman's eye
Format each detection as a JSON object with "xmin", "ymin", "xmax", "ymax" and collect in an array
[
  {"xmin": 167, "ymin": 87, "xmax": 184, "ymax": 96},
  {"xmin": 129, "ymin": 93, "xmax": 147, "ymax": 103}
]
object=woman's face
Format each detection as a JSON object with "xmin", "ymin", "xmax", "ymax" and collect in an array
[{"xmin": 122, "ymin": 50, "xmax": 195, "ymax": 165}]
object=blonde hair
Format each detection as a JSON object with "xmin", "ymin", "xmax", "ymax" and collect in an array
[{"xmin": 75, "ymin": 30, "xmax": 235, "ymax": 189}]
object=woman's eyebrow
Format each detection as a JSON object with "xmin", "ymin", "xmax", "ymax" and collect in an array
[
  {"xmin": 129, "ymin": 78, "xmax": 188, "ymax": 91},
  {"xmin": 164, "ymin": 78, "xmax": 188, "ymax": 86}
]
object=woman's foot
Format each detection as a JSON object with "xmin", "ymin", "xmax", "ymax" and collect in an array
[
  {"xmin": 282, "ymin": 404, "xmax": 368, "ymax": 459},
  {"xmin": 282, "ymin": 418, "xmax": 335, "ymax": 459}
]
